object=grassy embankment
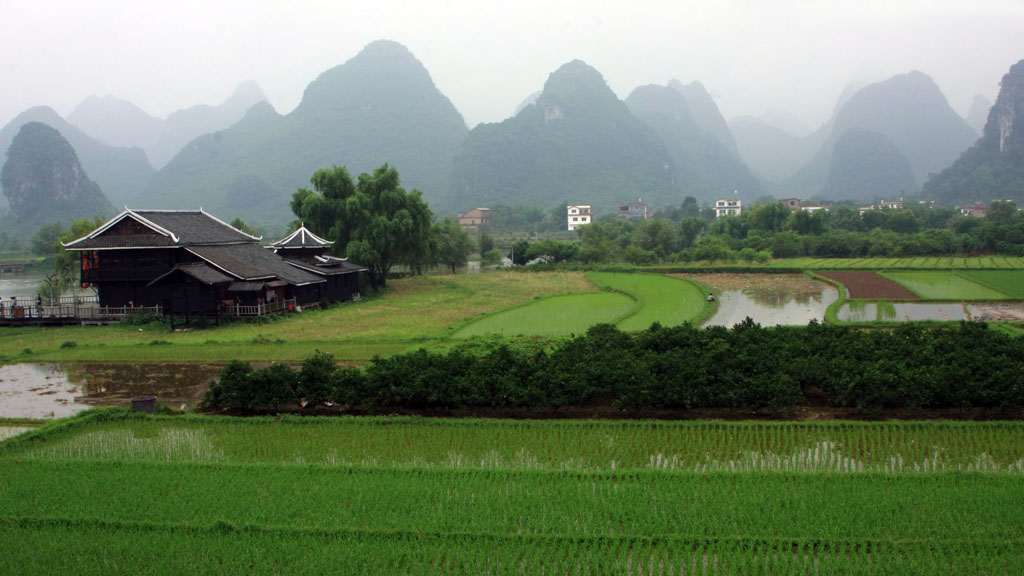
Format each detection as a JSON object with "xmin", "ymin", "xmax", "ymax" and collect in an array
[
  {"xmin": 0, "ymin": 271, "xmax": 596, "ymax": 365},
  {"xmin": 0, "ymin": 270, "xmax": 714, "ymax": 365},
  {"xmin": 1, "ymin": 410, "xmax": 1022, "ymax": 574}
]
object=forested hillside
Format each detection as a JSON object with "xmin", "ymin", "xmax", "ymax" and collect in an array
[
  {"xmin": 924, "ymin": 59, "xmax": 1024, "ymax": 206},
  {"xmin": 447, "ymin": 60, "xmax": 678, "ymax": 215}
]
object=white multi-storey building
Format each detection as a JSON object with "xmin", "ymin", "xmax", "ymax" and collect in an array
[
  {"xmin": 567, "ymin": 205, "xmax": 592, "ymax": 230},
  {"xmin": 715, "ymin": 198, "xmax": 742, "ymax": 218}
]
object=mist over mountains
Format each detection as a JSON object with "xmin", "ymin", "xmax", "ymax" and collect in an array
[
  {"xmin": 67, "ymin": 81, "xmax": 268, "ymax": 169},
  {"xmin": 1, "ymin": 39, "xmax": 1019, "ymax": 237},
  {"xmin": 735, "ymin": 70, "xmax": 979, "ymax": 202}
]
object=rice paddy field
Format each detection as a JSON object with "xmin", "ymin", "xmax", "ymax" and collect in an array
[
  {"xmin": 957, "ymin": 270, "xmax": 1024, "ymax": 298},
  {"xmin": 452, "ymin": 272, "xmax": 710, "ymax": 337},
  {"xmin": 881, "ymin": 271, "xmax": 1012, "ymax": 300},
  {"xmin": 2, "ymin": 410, "xmax": 1023, "ymax": 574},
  {"xmin": 774, "ymin": 256, "xmax": 1024, "ymax": 269}
]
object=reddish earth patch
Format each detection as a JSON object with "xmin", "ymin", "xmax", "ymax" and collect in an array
[{"xmin": 817, "ymin": 271, "xmax": 918, "ymax": 299}]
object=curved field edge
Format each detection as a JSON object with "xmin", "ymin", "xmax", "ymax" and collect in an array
[
  {"xmin": 585, "ymin": 272, "xmax": 713, "ymax": 331},
  {"xmin": 450, "ymin": 272, "xmax": 710, "ymax": 337}
]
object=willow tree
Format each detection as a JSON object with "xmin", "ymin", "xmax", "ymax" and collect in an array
[{"xmin": 291, "ymin": 163, "xmax": 433, "ymax": 290}]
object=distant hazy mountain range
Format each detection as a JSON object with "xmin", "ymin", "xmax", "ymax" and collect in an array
[
  {"xmin": 733, "ymin": 71, "xmax": 978, "ymax": 202},
  {"xmin": 1, "ymin": 39, "xmax": 1017, "ymax": 238},
  {"xmin": 67, "ymin": 81, "xmax": 268, "ymax": 169}
]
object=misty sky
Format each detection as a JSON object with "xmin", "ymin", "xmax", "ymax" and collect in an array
[{"xmin": 2, "ymin": 0, "xmax": 1022, "ymax": 135}]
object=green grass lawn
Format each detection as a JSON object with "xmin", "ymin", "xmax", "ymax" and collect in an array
[{"xmin": 882, "ymin": 271, "xmax": 1011, "ymax": 300}]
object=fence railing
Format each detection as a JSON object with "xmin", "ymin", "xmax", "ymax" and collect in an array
[
  {"xmin": 1, "ymin": 297, "xmax": 302, "ymax": 322},
  {"xmin": 221, "ymin": 298, "xmax": 297, "ymax": 317},
  {"xmin": 0, "ymin": 303, "xmax": 160, "ymax": 321}
]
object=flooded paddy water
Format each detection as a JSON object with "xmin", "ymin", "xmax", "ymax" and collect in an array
[
  {"xmin": 675, "ymin": 273, "xmax": 838, "ymax": 327},
  {"xmin": 0, "ymin": 362, "xmax": 221, "ymax": 419},
  {"xmin": 837, "ymin": 301, "xmax": 1024, "ymax": 322}
]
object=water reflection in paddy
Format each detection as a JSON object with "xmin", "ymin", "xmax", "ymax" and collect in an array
[
  {"xmin": 838, "ymin": 301, "xmax": 1024, "ymax": 323},
  {"xmin": 680, "ymin": 274, "xmax": 838, "ymax": 328},
  {"xmin": 0, "ymin": 363, "xmax": 222, "ymax": 419}
]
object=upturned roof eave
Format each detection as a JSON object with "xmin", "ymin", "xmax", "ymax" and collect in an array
[{"xmin": 62, "ymin": 207, "xmax": 181, "ymax": 248}]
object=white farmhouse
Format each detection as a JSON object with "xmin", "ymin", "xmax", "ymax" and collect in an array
[
  {"xmin": 715, "ymin": 198, "xmax": 742, "ymax": 218},
  {"xmin": 567, "ymin": 205, "xmax": 592, "ymax": 231}
]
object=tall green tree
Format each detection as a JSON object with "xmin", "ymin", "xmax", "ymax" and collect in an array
[
  {"xmin": 346, "ymin": 164, "xmax": 433, "ymax": 289},
  {"xmin": 747, "ymin": 202, "xmax": 791, "ymax": 233},
  {"xmin": 433, "ymin": 217, "xmax": 473, "ymax": 273},
  {"xmin": 291, "ymin": 164, "xmax": 432, "ymax": 289},
  {"xmin": 290, "ymin": 165, "xmax": 365, "ymax": 256}
]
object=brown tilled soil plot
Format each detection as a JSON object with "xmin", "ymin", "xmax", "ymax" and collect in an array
[{"xmin": 816, "ymin": 271, "xmax": 919, "ymax": 299}]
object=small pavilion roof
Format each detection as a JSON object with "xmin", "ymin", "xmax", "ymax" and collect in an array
[{"xmin": 270, "ymin": 225, "xmax": 334, "ymax": 249}]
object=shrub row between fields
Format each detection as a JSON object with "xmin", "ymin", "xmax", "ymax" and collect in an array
[{"xmin": 203, "ymin": 320, "xmax": 1024, "ymax": 414}]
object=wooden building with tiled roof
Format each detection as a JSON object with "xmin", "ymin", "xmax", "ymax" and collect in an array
[
  {"xmin": 269, "ymin": 224, "xmax": 364, "ymax": 303},
  {"xmin": 63, "ymin": 209, "xmax": 364, "ymax": 319}
]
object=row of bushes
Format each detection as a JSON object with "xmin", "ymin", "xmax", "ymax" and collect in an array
[{"xmin": 203, "ymin": 320, "xmax": 1024, "ymax": 414}]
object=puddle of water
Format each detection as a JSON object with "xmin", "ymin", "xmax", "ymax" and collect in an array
[
  {"xmin": 0, "ymin": 363, "xmax": 222, "ymax": 419},
  {"xmin": 695, "ymin": 275, "xmax": 838, "ymax": 328},
  {"xmin": 0, "ymin": 364, "xmax": 90, "ymax": 419}
]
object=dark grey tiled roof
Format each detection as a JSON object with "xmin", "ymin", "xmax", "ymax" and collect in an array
[
  {"xmin": 147, "ymin": 263, "xmax": 233, "ymax": 287},
  {"xmin": 133, "ymin": 210, "xmax": 258, "ymax": 244},
  {"xmin": 284, "ymin": 256, "xmax": 366, "ymax": 276},
  {"xmin": 189, "ymin": 244, "xmax": 324, "ymax": 286},
  {"xmin": 65, "ymin": 209, "xmax": 258, "ymax": 249},
  {"xmin": 228, "ymin": 281, "xmax": 267, "ymax": 292},
  {"xmin": 69, "ymin": 235, "xmax": 177, "ymax": 249}
]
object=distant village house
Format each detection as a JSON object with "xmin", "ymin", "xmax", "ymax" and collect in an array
[
  {"xmin": 714, "ymin": 198, "xmax": 742, "ymax": 218},
  {"xmin": 859, "ymin": 199, "xmax": 903, "ymax": 215},
  {"xmin": 616, "ymin": 201, "xmax": 650, "ymax": 221},
  {"xmin": 956, "ymin": 202, "xmax": 988, "ymax": 218},
  {"xmin": 457, "ymin": 207, "xmax": 491, "ymax": 230},
  {"xmin": 778, "ymin": 198, "xmax": 832, "ymax": 213},
  {"xmin": 567, "ymin": 205, "xmax": 592, "ymax": 231}
]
